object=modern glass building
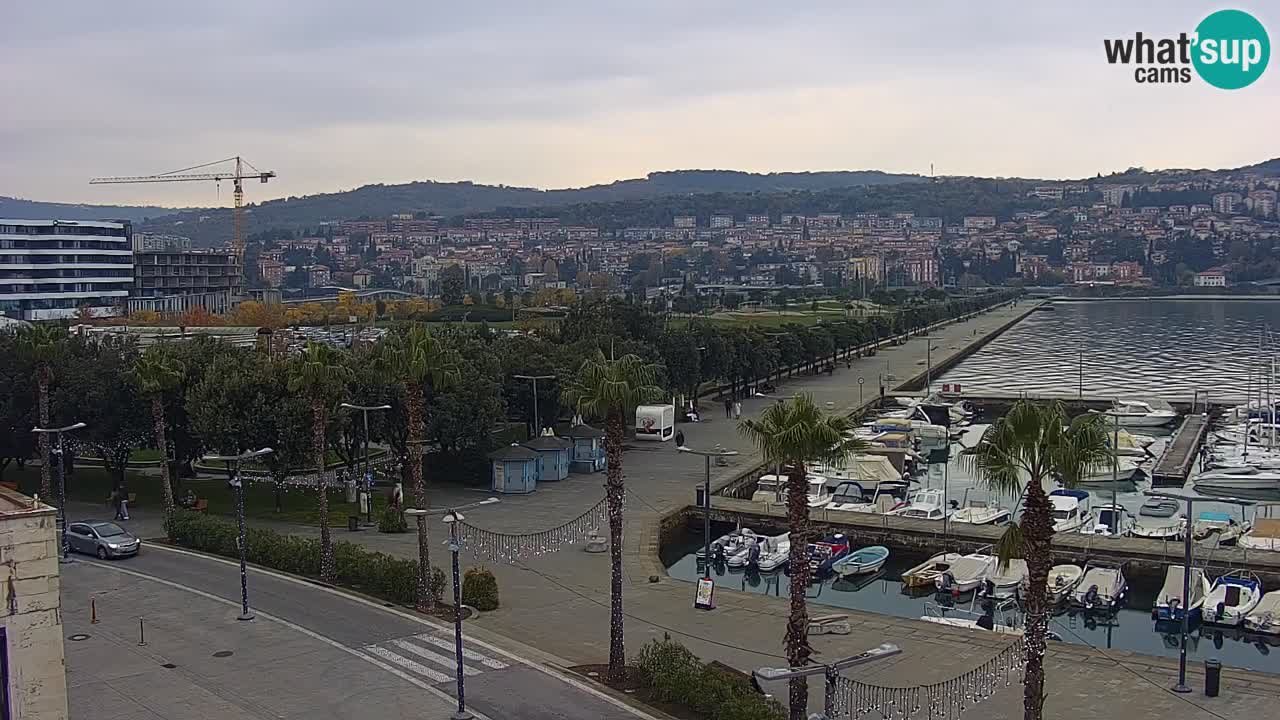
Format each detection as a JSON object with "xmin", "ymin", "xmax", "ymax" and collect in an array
[{"xmin": 0, "ymin": 219, "xmax": 134, "ymax": 320}]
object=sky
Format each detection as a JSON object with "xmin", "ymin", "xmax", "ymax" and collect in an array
[{"xmin": 4, "ymin": 1, "xmax": 1278, "ymax": 207}]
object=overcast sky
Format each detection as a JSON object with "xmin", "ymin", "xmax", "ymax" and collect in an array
[{"xmin": 4, "ymin": 1, "xmax": 1277, "ymax": 207}]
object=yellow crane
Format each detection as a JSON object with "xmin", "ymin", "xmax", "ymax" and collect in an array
[{"xmin": 90, "ymin": 156, "xmax": 276, "ymax": 280}]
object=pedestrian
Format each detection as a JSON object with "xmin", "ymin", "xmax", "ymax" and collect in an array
[
  {"xmin": 734, "ymin": 400, "xmax": 742, "ymax": 420},
  {"xmin": 112, "ymin": 487, "xmax": 126, "ymax": 521},
  {"xmin": 724, "ymin": 397, "xmax": 732, "ymax": 418},
  {"xmin": 675, "ymin": 429, "xmax": 685, "ymax": 448}
]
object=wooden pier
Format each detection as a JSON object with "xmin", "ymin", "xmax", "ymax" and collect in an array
[{"xmin": 1149, "ymin": 414, "xmax": 1210, "ymax": 487}]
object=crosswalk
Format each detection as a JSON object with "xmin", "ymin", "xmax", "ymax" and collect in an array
[{"xmin": 361, "ymin": 632, "xmax": 509, "ymax": 684}]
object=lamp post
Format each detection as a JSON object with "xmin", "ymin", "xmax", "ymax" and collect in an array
[
  {"xmin": 1077, "ymin": 344, "xmax": 1084, "ymax": 401},
  {"xmin": 513, "ymin": 374, "xmax": 556, "ymax": 437},
  {"xmin": 32, "ymin": 422, "xmax": 86, "ymax": 563},
  {"xmin": 753, "ymin": 643, "xmax": 901, "ymax": 719},
  {"xmin": 678, "ymin": 445, "xmax": 740, "ymax": 580},
  {"xmin": 339, "ymin": 402, "xmax": 392, "ymax": 525},
  {"xmin": 408, "ymin": 497, "xmax": 500, "ymax": 720},
  {"xmin": 204, "ymin": 448, "xmax": 274, "ymax": 621},
  {"xmin": 922, "ymin": 335, "xmax": 940, "ymax": 392}
]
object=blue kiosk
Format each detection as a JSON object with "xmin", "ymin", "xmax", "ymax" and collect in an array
[
  {"xmin": 565, "ymin": 423, "xmax": 606, "ymax": 474},
  {"xmin": 488, "ymin": 444, "xmax": 540, "ymax": 494},
  {"xmin": 522, "ymin": 435, "xmax": 572, "ymax": 482}
]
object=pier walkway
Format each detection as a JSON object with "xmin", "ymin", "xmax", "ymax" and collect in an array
[{"xmin": 1152, "ymin": 414, "xmax": 1211, "ymax": 487}]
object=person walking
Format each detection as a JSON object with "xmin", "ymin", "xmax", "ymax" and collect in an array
[
  {"xmin": 724, "ymin": 397, "xmax": 732, "ymax": 418},
  {"xmin": 675, "ymin": 429, "xmax": 686, "ymax": 448},
  {"xmin": 733, "ymin": 400, "xmax": 742, "ymax": 420}
]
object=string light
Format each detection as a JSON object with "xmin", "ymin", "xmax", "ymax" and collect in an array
[{"xmin": 455, "ymin": 494, "xmax": 612, "ymax": 563}]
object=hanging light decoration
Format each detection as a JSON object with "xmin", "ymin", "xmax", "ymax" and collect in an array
[{"xmin": 455, "ymin": 494, "xmax": 611, "ymax": 563}]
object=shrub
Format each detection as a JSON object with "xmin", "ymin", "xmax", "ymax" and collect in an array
[
  {"xmin": 165, "ymin": 510, "xmax": 445, "ymax": 606},
  {"xmin": 634, "ymin": 635, "xmax": 783, "ymax": 720},
  {"xmin": 378, "ymin": 505, "xmax": 408, "ymax": 533},
  {"xmin": 462, "ymin": 567, "xmax": 499, "ymax": 610}
]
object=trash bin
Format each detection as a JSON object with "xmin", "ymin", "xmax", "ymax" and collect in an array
[
  {"xmin": 1204, "ymin": 658, "xmax": 1221, "ymax": 697},
  {"xmin": 347, "ymin": 515, "xmax": 360, "ymax": 532}
]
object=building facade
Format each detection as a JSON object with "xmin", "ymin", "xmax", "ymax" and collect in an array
[
  {"xmin": 130, "ymin": 249, "xmax": 242, "ymax": 314},
  {"xmin": 0, "ymin": 219, "xmax": 134, "ymax": 320},
  {"xmin": 0, "ymin": 487, "xmax": 68, "ymax": 720}
]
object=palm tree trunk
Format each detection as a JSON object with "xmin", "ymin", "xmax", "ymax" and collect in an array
[
  {"xmin": 37, "ymin": 373, "xmax": 52, "ymax": 503},
  {"xmin": 604, "ymin": 408, "xmax": 626, "ymax": 684},
  {"xmin": 1020, "ymin": 479, "xmax": 1054, "ymax": 720},
  {"xmin": 408, "ymin": 385, "xmax": 433, "ymax": 612},
  {"xmin": 313, "ymin": 402, "xmax": 335, "ymax": 582},
  {"xmin": 152, "ymin": 397, "xmax": 175, "ymax": 536},
  {"xmin": 784, "ymin": 463, "xmax": 812, "ymax": 720}
]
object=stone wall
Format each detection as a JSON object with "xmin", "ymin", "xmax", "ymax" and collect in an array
[{"xmin": 1, "ymin": 492, "xmax": 67, "ymax": 720}]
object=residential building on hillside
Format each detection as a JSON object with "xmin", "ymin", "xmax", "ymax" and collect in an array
[
  {"xmin": 1213, "ymin": 192, "xmax": 1242, "ymax": 214},
  {"xmin": 258, "ymin": 259, "xmax": 285, "ymax": 287},
  {"xmin": 710, "ymin": 214, "xmax": 734, "ymax": 229},
  {"xmin": 1194, "ymin": 267, "xmax": 1227, "ymax": 287},
  {"xmin": 962, "ymin": 216, "xmax": 996, "ymax": 230},
  {"xmin": 0, "ymin": 218, "xmax": 134, "ymax": 320},
  {"xmin": 673, "ymin": 215, "xmax": 696, "ymax": 228}
]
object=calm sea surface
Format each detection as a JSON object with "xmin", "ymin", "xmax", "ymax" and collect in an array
[{"xmin": 938, "ymin": 299, "xmax": 1280, "ymax": 402}]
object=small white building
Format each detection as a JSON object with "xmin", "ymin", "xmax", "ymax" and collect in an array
[{"xmin": 1194, "ymin": 268, "xmax": 1227, "ymax": 287}]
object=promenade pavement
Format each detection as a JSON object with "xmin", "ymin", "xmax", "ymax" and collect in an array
[{"xmin": 62, "ymin": 301, "xmax": 1280, "ymax": 717}]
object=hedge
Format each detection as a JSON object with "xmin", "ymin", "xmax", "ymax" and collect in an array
[
  {"xmin": 378, "ymin": 505, "xmax": 409, "ymax": 533},
  {"xmin": 635, "ymin": 636, "xmax": 784, "ymax": 720},
  {"xmin": 166, "ymin": 510, "xmax": 444, "ymax": 605},
  {"xmin": 462, "ymin": 567, "xmax": 499, "ymax": 610}
]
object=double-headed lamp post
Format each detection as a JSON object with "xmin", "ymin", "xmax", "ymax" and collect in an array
[
  {"xmin": 921, "ymin": 335, "xmax": 940, "ymax": 392},
  {"xmin": 338, "ymin": 402, "xmax": 392, "ymax": 525},
  {"xmin": 753, "ymin": 643, "xmax": 902, "ymax": 720},
  {"xmin": 406, "ymin": 497, "xmax": 500, "ymax": 720},
  {"xmin": 677, "ymin": 445, "xmax": 739, "ymax": 580},
  {"xmin": 204, "ymin": 448, "xmax": 274, "ymax": 621},
  {"xmin": 31, "ymin": 422, "xmax": 87, "ymax": 563},
  {"xmin": 513, "ymin": 374, "xmax": 556, "ymax": 437}
]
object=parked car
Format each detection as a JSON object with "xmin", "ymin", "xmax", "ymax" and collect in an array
[{"xmin": 66, "ymin": 521, "xmax": 141, "ymax": 559}]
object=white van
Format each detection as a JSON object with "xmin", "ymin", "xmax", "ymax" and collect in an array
[{"xmin": 635, "ymin": 404, "xmax": 676, "ymax": 441}]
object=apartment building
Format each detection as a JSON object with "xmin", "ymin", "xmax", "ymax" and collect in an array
[
  {"xmin": 130, "ymin": 249, "xmax": 242, "ymax": 314},
  {"xmin": 0, "ymin": 218, "xmax": 134, "ymax": 320}
]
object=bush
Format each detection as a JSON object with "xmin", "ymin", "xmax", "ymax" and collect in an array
[
  {"xmin": 634, "ymin": 635, "xmax": 783, "ymax": 720},
  {"xmin": 378, "ymin": 505, "xmax": 408, "ymax": 533},
  {"xmin": 166, "ymin": 510, "xmax": 445, "ymax": 606},
  {"xmin": 462, "ymin": 567, "xmax": 499, "ymax": 610}
]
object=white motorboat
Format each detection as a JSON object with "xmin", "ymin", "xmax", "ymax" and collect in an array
[
  {"xmin": 1080, "ymin": 503, "xmax": 1134, "ymax": 537},
  {"xmin": 935, "ymin": 552, "xmax": 996, "ymax": 594},
  {"xmin": 888, "ymin": 488, "xmax": 950, "ymax": 521},
  {"xmin": 753, "ymin": 533, "xmax": 790, "ymax": 572},
  {"xmin": 711, "ymin": 528, "xmax": 758, "ymax": 566},
  {"xmin": 919, "ymin": 598, "xmax": 1025, "ymax": 636},
  {"xmin": 1238, "ymin": 518, "xmax": 1280, "ymax": 552},
  {"xmin": 1153, "ymin": 566, "xmax": 1211, "ymax": 622},
  {"xmin": 1204, "ymin": 571, "xmax": 1264, "ymax": 627},
  {"xmin": 901, "ymin": 552, "xmax": 962, "ymax": 589},
  {"xmin": 1071, "ymin": 562, "xmax": 1127, "ymax": 611},
  {"xmin": 1101, "ymin": 399, "xmax": 1178, "ymax": 427},
  {"xmin": 1050, "ymin": 489, "xmax": 1092, "ymax": 533},
  {"xmin": 813, "ymin": 454, "xmax": 908, "ymax": 492},
  {"xmin": 825, "ymin": 482, "xmax": 905, "ymax": 515},
  {"xmin": 950, "ymin": 497, "xmax": 1011, "ymax": 526},
  {"xmin": 1077, "ymin": 456, "xmax": 1144, "ymax": 486},
  {"xmin": 1244, "ymin": 590, "xmax": 1280, "ymax": 635},
  {"xmin": 983, "ymin": 559, "xmax": 1028, "ymax": 599},
  {"xmin": 1193, "ymin": 466, "xmax": 1280, "ymax": 492},
  {"xmin": 1111, "ymin": 429, "xmax": 1153, "ymax": 457},
  {"xmin": 1129, "ymin": 517, "xmax": 1186, "ymax": 540},
  {"xmin": 1191, "ymin": 511, "xmax": 1248, "ymax": 545},
  {"xmin": 1046, "ymin": 564, "xmax": 1084, "ymax": 604},
  {"xmin": 1139, "ymin": 498, "xmax": 1180, "ymax": 518},
  {"xmin": 750, "ymin": 473, "xmax": 834, "ymax": 507}
]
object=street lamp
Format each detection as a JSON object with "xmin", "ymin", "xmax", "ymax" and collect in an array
[
  {"xmin": 921, "ymin": 335, "xmax": 941, "ymax": 392},
  {"xmin": 678, "ymin": 445, "xmax": 739, "ymax": 581},
  {"xmin": 513, "ymin": 374, "xmax": 556, "ymax": 437},
  {"xmin": 204, "ymin": 448, "xmax": 274, "ymax": 621},
  {"xmin": 407, "ymin": 497, "xmax": 500, "ymax": 720},
  {"xmin": 753, "ymin": 643, "xmax": 902, "ymax": 719},
  {"xmin": 339, "ymin": 402, "xmax": 392, "ymax": 525},
  {"xmin": 31, "ymin": 422, "xmax": 86, "ymax": 563}
]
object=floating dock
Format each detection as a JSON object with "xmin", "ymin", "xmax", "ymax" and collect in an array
[{"xmin": 1150, "ymin": 414, "xmax": 1210, "ymax": 488}]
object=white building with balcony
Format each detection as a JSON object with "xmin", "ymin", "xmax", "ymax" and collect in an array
[{"xmin": 0, "ymin": 219, "xmax": 134, "ymax": 320}]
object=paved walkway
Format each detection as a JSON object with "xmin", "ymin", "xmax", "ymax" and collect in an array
[{"xmin": 63, "ymin": 300, "xmax": 1280, "ymax": 717}]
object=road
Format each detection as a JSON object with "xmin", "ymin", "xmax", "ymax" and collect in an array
[{"xmin": 61, "ymin": 546, "xmax": 655, "ymax": 720}]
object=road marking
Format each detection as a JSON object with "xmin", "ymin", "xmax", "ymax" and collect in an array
[
  {"xmin": 76, "ymin": 560, "xmax": 491, "ymax": 720},
  {"xmin": 413, "ymin": 633, "xmax": 508, "ymax": 669},
  {"xmin": 389, "ymin": 638, "xmax": 481, "ymax": 676},
  {"xmin": 145, "ymin": 543, "xmax": 659, "ymax": 719},
  {"xmin": 363, "ymin": 644, "xmax": 455, "ymax": 683}
]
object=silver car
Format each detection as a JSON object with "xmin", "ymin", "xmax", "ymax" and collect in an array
[{"xmin": 66, "ymin": 521, "xmax": 141, "ymax": 559}]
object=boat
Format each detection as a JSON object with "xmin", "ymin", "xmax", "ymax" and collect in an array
[
  {"xmin": 1153, "ymin": 566, "xmax": 1211, "ymax": 622},
  {"xmin": 982, "ymin": 559, "xmax": 1028, "ymax": 599},
  {"xmin": 1129, "ymin": 517, "xmax": 1186, "ymax": 540},
  {"xmin": 824, "ymin": 481, "xmax": 905, "ymax": 515},
  {"xmin": 832, "ymin": 545, "xmax": 890, "ymax": 577},
  {"xmin": 1076, "ymin": 456, "xmax": 1145, "ymax": 486},
  {"xmin": 812, "ymin": 455, "xmax": 909, "ymax": 496},
  {"xmin": 754, "ymin": 533, "xmax": 790, "ymax": 572},
  {"xmin": 1046, "ymin": 564, "xmax": 1084, "ymax": 604},
  {"xmin": 1049, "ymin": 489, "xmax": 1092, "ymax": 533},
  {"xmin": 1071, "ymin": 562, "xmax": 1127, "ymax": 611},
  {"xmin": 1111, "ymin": 429, "xmax": 1154, "ymax": 457},
  {"xmin": 935, "ymin": 552, "xmax": 996, "ymax": 594},
  {"xmin": 806, "ymin": 534, "xmax": 850, "ymax": 578},
  {"xmin": 1194, "ymin": 466, "xmax": 1280, "ymax": 492},
  {"xmin": 1080, "ymin": 503, "xmax": 1134, "ymax": 537},
  {"xmin": 1244, "ymin": 590, "xmax": 1280, "ymax": 635},
  {"xmin": 888, "ymin": 488, "xmax": 950, "ymax": 521},
  {"xmin": 1191, "ymin": 511, "xmax": 1248, "ymax": 545},
  {"xmin": 1139, "ymin": 498, "xmax": 1180, "ymax": 518},
  {"xmin": 919, "ymin": 598, "xmax": 1025, "ymax": 636},
  {"xmin": 950, "ymin": 494, "xmax": 1011, "ymax": 525},
  {"xmin": 901, "ymin": 552, "xmax": 962, "ymax": 589},
  {"xmin": 1238, "ymin": 518, "xmax": 1280, "ymax": 552},
  {"xmin": 750, "ymin": 473, "xmax": 835, "ymax": 507},
  {"xmin": 1204, "ymin": 571, "xmax": 1264, "ymax": 627},
  {"xmin": 709, "ymin": 528, "xmax": 757, "ymax": 565},
  {"xmin": 1101, "ymin": 399, "xmax": 1178, "ymax": 427}
]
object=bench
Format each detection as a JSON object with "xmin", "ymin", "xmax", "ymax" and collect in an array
[{"xmin": 193, "ymin": 499, "xmax": 208, "ymax": 513}]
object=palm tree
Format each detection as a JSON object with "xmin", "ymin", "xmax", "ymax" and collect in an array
[
  {"xmin": 563, "ymin": 349, "xmax": 662, "ymax": 685},
  {"xmin": 130, "ymin": 347, "xmax": 186, "ymax": 534},
  {"xmin": 287, "ymin": 342, "xmax": 351, "ymax": 582},
  {"xmin": 967, "ymin": 400, "xmax": 1109, "ymax": 720},
  {"xmin": 382, "ymin": 326, "xmax": 460, "ymax": 612},
  {"xmin": 17, "ymin": 325, "xmax": 66, "ymax": 502},
  {"xmin": 739, "ymin": 394, "xmax": 862, "ymax": 720}
]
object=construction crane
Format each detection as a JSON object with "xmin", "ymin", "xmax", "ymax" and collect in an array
[{"xmin": 90, "ymin": 156, "xmax": 275, "ymax": 280}]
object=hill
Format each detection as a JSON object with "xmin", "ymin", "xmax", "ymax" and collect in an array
[{"xmin": 0, "ymin": 196, "xmax": 185, "ymax": 224}]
